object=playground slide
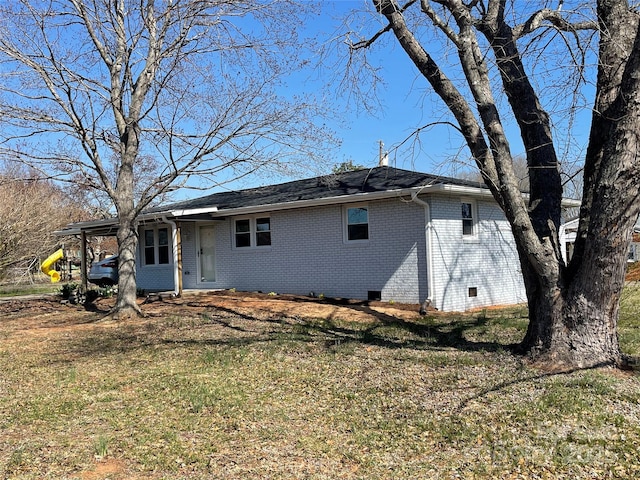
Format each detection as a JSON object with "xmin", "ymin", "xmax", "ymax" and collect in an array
[{"xmin": 41, "ymin": 248, "xmax": 64, "ymax": 283}]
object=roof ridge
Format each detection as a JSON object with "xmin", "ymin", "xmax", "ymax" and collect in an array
[{"xmin": 146, "ymin": 166, "xmax": 488, "ymax": 214}]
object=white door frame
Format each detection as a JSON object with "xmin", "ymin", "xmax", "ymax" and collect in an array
[{"xmin": 196, "ymin": 223, "xmax": 217, "ymax": 285}]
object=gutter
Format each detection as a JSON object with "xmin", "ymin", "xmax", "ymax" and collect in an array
[
  {"xmin": 57, "ymin": 182, "xmax": 581, "ymax": 236},
  {"xmin": 410, "ymin": 192, "xmax": 436, "ymax": 313}
]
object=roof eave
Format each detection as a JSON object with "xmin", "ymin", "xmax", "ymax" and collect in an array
[
  {"xmin": 55, "ymin": 207, "xmax": 222, "ymax": 235},
  {"xmin": 202, "ymin": 183, "xmax": 502, "ymax": 217},
  {"xmin": 206, "ymin": 188, "xmax": 421, "ymax": 217},
  {"xmin": 56, "ymin": 181, "xmax": 580, "ymax": 234}
]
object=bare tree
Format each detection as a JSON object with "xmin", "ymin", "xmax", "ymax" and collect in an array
[
  {"xmin": 0, "ymin": 162, "xmax": 86, "ymax": 279},
  {"xmin": 346, "ymin": 0, "xmax": 640, "ymax": 368},
  {"xmin": 0, "ymin": 0, "xmax": 333, "ymax": 318},
  {"xmin": 455, "ymin": 155, "xmax": 531, "ymax": 193}
]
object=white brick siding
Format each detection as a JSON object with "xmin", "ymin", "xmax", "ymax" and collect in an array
[
  {"xmin": 136, "ymin": 194, "xmax": 526, "ymax": 311},
  {"xmin": 428, "ymin": 194, "xmax": 526, "ymax": 311},
  {"xmin": 177, "ymin": 198, "xmax": 427, "ymax": 303}
]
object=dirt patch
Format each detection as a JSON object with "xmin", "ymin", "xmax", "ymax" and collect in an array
[
  {"xmin": 162, "ymin": 290, "xmax": 422, "ymax": 320},
  {"xmin": 627, "ymin": 262, "xmax": 640, "ymax": 282},
  {"xmin": 0, "ymin": 290, "xmax": 423, "ymax": 340},
  {"xmin": 79, "ymin": 459, "xmax": 127, "ymax": 480},
  {"xmin": 138, "ymin": 290, "xmax": 424, "ymax": 327}
]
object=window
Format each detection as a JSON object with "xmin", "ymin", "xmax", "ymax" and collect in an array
[
  {"xmin": 234, "ymin": 216, "xmax": 271, "ymax": 248},
  {"xmin": 346, "ymin": 206, "xmax": 369, "ymax": 242},
  {"xmin": 235, "ymin": 219, "xmax": 251, "ymax": 248},
  {"xmin": 256, "ymin": 217, "xmax": 271, "ymax": 246},
  {"xmin": 461, "ymin": 201, "xmax": 475, "ymax": 236},
  {"xmin": 143, "ymin": 227, "xmax": 171, "ymax": 265}
]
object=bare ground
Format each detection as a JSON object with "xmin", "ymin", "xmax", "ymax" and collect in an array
[
  {"xmin": 0, "ymin": 290, "xmax": 422, "ymax": 334},
  {"xmin": 4, "ymin": 290, "xmax": 639, "ymax": 479}
]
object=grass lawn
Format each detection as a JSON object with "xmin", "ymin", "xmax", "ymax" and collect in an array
[
  {"xmin": 1, "ymin": 288, "xmax": 640, "ymax": 479},
  {"xmin": 0, "ymin": 281, "xmax": 60, "ymax": 297}
]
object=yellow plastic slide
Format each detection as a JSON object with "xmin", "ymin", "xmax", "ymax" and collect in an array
[{"xmin": 41, "ymin": 248, "xmax": 64, "ymax": 283}]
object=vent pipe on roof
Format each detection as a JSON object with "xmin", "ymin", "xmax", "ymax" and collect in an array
[{"xmin": 379, "ymin": 141, "xmax": 389, "ymax": 166}]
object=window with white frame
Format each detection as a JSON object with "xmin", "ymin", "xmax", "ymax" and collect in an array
[
  {"xmin": 234, "ymin": 216, "xmax": 271, "ymax": 248},
  {"xmin": 143, "ymin": 226, "xmax": 171, "ymax": 265},
  {"xmin": 255, "ymin": 217, "xmax": 272, "ymax": 246},
  {"xmin": 345, "ymin": 205, "xmax": 369, "ymax": 242},
  {"xmin": 461, "ymin": 201, "xmax": 476, "ymax": 236},
  {"xmin": 234, "ymin": 219, "xmax": 251, "ymax": 248}
]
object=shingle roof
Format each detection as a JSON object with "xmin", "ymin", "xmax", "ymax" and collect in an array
[{"xmin": 150, "ymin": 166, "xmax": 486, "ymax": 213}]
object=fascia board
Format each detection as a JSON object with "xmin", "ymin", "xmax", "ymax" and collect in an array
[
  {"xmin": 429, "ymin": 183, "xmax": 582, "ymax": 208},
  {"xmin": 137, "ymin": 208, "xmax": 221, "ymax": 223},
  {"xmin": 206, "ymin": 188, "xmax": 428, "ymax": 217},
  {"xmin": 146, "ymin": 185, "xmax": 497, "ymax": 219},
  {"xmin": 169, "ymin": 207, "xmax": 219, "ymax": 217},
  {"xmin": 428, "ymin": 183, "xmax": 496, "ymax": 198},
  {"xmin": 560, "ymin": 198, "xmax": 582, "ymax": 208}
]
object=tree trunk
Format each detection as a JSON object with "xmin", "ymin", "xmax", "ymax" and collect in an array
[
  {"xmin": 520, "ymin": 276, "xmax": 624, "ymax": 370},
  {"xmin": 111, "ymin": 138, "xmax": 143, "ymax": 319},
  {"xmin": 370, "ymin": 0, "xmax": 640, "ymax": 370},
  {"xmin": 519, "ymin": 172, "xmax": 636, "ymax": 369},
  {"xmin": 111, "ymin": 214, "xmax": 142, "ymax": 320}
]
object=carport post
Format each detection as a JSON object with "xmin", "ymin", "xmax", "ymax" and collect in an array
[{"xmin": 80, "ymin": 230, "xmax": 88, "ymax": 292}]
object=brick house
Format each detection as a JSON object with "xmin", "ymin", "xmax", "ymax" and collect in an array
[
  {"xmin": 560, "ymin": 218, "xmax": 640, "ymax": 264},
  {"xmin": 62, "ymin": 166, "xmax": 538, "ymax": 312}
]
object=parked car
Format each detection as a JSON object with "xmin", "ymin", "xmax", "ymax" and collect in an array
[{"xmin": 88, "ymin": 255, "xmax": 118, "ymax": 287}]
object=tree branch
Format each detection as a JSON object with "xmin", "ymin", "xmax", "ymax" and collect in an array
[
  {"xmin": 350, "ymin": 0, "xmax": 418, "ymax": 50},
  {"xmin": 513, "ymin": 8, "xmax": 598, "ymax": 39}
]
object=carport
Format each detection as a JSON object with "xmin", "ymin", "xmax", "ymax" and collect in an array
[{"xmin": 55, "ymin": 218, "xmax": 120, "ymax": 293}]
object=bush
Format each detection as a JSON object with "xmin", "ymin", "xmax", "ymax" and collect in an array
[{"xmin": 59, "ymin": 282, "xmax": 78, "ymax": 300}]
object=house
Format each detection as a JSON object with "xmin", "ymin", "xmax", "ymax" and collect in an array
[
  {"xmin": 560, "ymin": 217, "xmax": 640, "ymax": 263},
  {"xmin": 61, "ymin": 166, "xmax": 536, "ymax": 312}
]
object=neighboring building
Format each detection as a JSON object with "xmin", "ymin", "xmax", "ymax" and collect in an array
[
  {"xmin": 60, "ymin": 166, "xmax": 551, "ymax": 312},
  {"xmin": 560, "ymin": 218, "xmax": 640, "ymax": 263},
  {"xmin": 629, "ymin": 236, "xmax": 640, "ymax": 263}
]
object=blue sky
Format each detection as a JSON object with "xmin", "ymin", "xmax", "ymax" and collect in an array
[
  {"xmin": 268, "ymin": 0, "xmax": 593, "ymax": 188},
  {"xmin": 2, "ymin": 0, "xmax": 591, "ymax": 199},
  {"xmin": 214, "ymin": 0, "xmax": 488, "ymax": 195},
  {"xmin": 306, "ymin": 0, "xmax": 479, "ymax": 177}
]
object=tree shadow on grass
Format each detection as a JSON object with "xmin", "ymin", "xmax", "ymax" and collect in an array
[
  {"xmin": 335, "ymin": 302, "xmax": 514, "ymax": 353},
  {"xmin": 165, "ymin": 297, "xmax": 519, "ymax": 355},
  {"xmin": 37, "ymin": 294, "xmax": 628, "ymax": 426},
  {"xmin": 453, "ymin": 360, "xmax": 621, "ymax": 413},
  {"xmin": 52, "ymin": 294, "xmax": 521, "ymax": 363}
]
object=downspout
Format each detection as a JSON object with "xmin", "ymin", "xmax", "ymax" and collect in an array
[
  {"xmin": 558, "ymin": 222, "xmax": 567, "ymax": 264},
  {"xmin": 411, "ymin": 193, "xmax": 436, "ymax": 313},
  {"xmin": 162, "ymin": 216, "xmax": 181, "ymax": 297}
]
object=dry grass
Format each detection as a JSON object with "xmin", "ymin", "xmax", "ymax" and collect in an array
[
  {"xmin": 1, "ymin": 290, "xmax": 640, "ymax": 479},
  {"xmin": 626, "ymin": 262, "xmax": 640, "ymax": 282}
]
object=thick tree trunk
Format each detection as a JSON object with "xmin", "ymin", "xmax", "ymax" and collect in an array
[
  {"xmin": 520, "ymin": 279, "xmax": 624, "ymax": 370},
  {"xmin": 111, "ymin": 138, "xmax": 143, "ymax": 319},
  {"xmin": 112, "ymin": 214, "xmax": 142, "ymax": 320},
  {"xmin": 518, "ymin": 202, "xmax": 634, "ymax": 369}
]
